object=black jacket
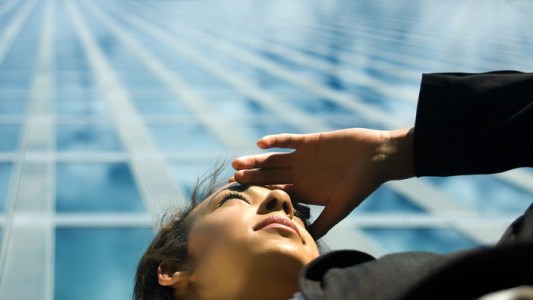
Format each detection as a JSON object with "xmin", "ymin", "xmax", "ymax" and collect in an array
[{"xmin": 299, "ymin": 71, "xmax": 533, "ymax": 300}]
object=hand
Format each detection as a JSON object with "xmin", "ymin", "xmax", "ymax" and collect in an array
[{"xmin": 231, "ymin": 128, "xmax": 414, "ymax": 239}]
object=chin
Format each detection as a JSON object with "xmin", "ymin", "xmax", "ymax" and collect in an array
[{"xmin": 254, "ymin": 239, "xmax": 315, "ymax": 267}]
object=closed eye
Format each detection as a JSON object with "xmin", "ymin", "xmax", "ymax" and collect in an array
[{"xmin": 217, "ymin": 192, "xmax": 250, "ymax": 207}]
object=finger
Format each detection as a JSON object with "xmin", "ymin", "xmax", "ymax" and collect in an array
[
  {"xmin": 309, "ymin": 201, "xmax": 352, "ymax": 240},
  {"xmin": 274, "ymin": 185, "xmax": 303, "ymax": 202},
  {"xmin": 234, "ymin": 168, "xmax": 292, "ymax": 185},
  {"xmin": 279, "ymin": 184, "xmax": 296, "ymax": 196},
  {"xmin": 232, "ymin": 152, "xmax": 293, "ymax": 170},
  {"xmin": 265, "ymin": 184, "xmax": 292, "ymax": 190},
  {"xmin": 264, "ymin": 184, "xmax": 300, "ymax": 200},
  {"xmin": 257, "ymin": 133, "xmax": 304, "ymax": 149},
  {"xmin": 228, "ymin": 176, "xmax": 236, "ymax": 183},
  {"xmin": 309, "ymin": 206, "xmax": 342, "ymax": 240}
]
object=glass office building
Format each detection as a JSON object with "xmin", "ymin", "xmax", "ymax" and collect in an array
[{"xmin": 0, "ymin": 0, "xmax": 532, "ymax": 299}]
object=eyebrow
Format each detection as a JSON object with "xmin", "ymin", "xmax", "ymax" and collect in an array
[{"xmin": 227, "ymin": 184, "xmax": 251, "ymax": 193}]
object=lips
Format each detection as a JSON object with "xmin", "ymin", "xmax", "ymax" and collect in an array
[{"xmin": 254, "ymin": 215, "xmax": 301, "ymax": 240}]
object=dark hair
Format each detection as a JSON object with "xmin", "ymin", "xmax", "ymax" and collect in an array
[{"xmin": 133, "ymin": 163, "xmax": 315, "ymax": 300}]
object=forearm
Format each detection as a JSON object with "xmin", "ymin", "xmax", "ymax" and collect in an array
[{"xmin": 413, "ymin": 71, "xmax": 533, "ymax": 177}]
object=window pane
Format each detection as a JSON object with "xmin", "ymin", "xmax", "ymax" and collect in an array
[
  {"xmin": 149, "ymin": 124, "xmax": 227, "ymax": 155},
  {"xmin": 56, "ymin": 87, "xmax": 100, "ymax": 102},
  {"xmin": 237, "ymin": 123, "xmax": 301, "ymax": 142},
  {"xmin": 0, "ymin": 100, "xmax": 26, "ymax": 114},
  {"xmin": 172, "ymin": 162, "xmax": 234, "ymax": 200},
  {"xmin": 198, "ymin": 89, "xmax": 270, "ymax": 117},
  {"xmin": 0, "ymin": 125, "xmax": 20, "ymax": 151},
  {"xmin": 57, "ymin": 125, "xmax": 122, "ymax": 152},
  {"xmin": 133, "ymin": 99, "xmax": 189, "ymax": 115},
  {"xmin": 56, "ymin": 100, "xmax": 109, "ymax": 116},
  {"xmin": 353, "ymin": 186, "xmax": 425, "ymax": 214},
  {"xmin": 0, "ymin": 89, "xmax": 26, "ymax": 101},
  {"xmin": 362, "ymin": 227, "xmax": 479, "ymax": 254},
  {"xmin": 56, "ymin": 163, "xmax": 144, "ymax": 212},
  {"xmin": 425, "ymin": 175, "xmax": 533, "ymax": 215},
  {"xmin": 55, "ymin": 228, "xmax": 153, "ymax": 300},
  {"xmin": 0, "ymin": 163, "xmax": 12, "ymax": 212}
]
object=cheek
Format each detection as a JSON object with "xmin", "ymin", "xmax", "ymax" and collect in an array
[{"xmin": 188, "ymin": 208, "xmax": 254, "ymax": 257}]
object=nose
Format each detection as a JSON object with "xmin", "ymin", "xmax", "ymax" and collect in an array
[{"xmin": 258, "ymin": 189, "xmax": 294, "ymax": 219}]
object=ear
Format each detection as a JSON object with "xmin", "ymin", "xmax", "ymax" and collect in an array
[{"xmin": 157, "ymin": 266, "xmax": 191, "ymax": 290}]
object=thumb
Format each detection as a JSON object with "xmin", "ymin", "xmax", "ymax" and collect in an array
[
  {"xmin": 310, "ymin": 186, "xmax": 379, "ymax": 239},
  {"xmin": 309, "ymin": 181, "xmax": 372, "ymax": 239},
  {"xmin": 309, "ymin": 201, "xmax": 352, "ymax": 240}
]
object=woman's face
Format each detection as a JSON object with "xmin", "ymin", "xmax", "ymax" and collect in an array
[{"xmin": 185, "ymin": 183, "xmax": 320, "ymax": 300}]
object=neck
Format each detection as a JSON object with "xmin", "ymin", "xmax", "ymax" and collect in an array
[{"xmin": 237, "ymin": 253, "xmax": 303, "ymax": 300}]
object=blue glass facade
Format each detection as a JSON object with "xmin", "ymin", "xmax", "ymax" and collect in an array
[{"xmin": 0, "ymin": 0, "xmax": 532, "ymax": 298}]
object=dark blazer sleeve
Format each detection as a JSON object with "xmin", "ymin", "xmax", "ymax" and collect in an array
[{"xmin": 413, "ymin": 71, "xmax": 533, "ymax": 177}]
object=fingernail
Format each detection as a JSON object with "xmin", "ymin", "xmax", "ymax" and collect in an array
[{"xmin": 257, "ymin": 140, "xmax": 266, "ymax": 148}]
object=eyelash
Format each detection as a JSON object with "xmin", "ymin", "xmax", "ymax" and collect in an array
[{"xmin": 217, "ymin": 192, "xmax": 249, "ymax": 207}]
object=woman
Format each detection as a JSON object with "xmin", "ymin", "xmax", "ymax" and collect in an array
[
  {"xmin": 134, "ymin": 170, "xmax": 322, "ymax": 300},
  {"xmin": 134, "ymin": 71, "xmax": 533, "ymax": 299}
]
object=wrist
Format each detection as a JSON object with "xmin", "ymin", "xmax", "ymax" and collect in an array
[{"xmin": 376, "ymin": 128, "xmax": 415, "ymax": 181}]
